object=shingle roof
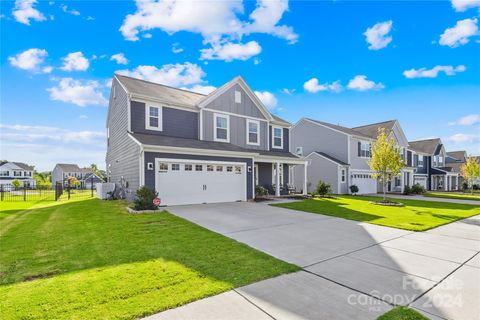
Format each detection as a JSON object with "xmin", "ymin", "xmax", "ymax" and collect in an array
[
  {"xmin": 408, "ymin": 138, "xmax": 441, "ymax": 154},
  {"xmin": 115, "ymin": 74, "xmax": 206, "ymax": 108},
  {"xmin": 446, "ymin": 151, "xmax": 466, "ymax": 162},
  {"xmin": 131, "ymin": 133, "xmax": 299, "ymax": 159},
  {"xmin": 312, "ymin": 152, "xmax": 349, "ymax": 166},
  {"xmin": 55, "ymin": 164, "xmax": 92, "ymax": 173},
  {"xmin": 305, "ymin": 118, "xmax": 372, "ymax": 139},
  {"xmin": 271, "ymin": 114, "xmax": 291, "ymax": 126},
  {"xmin": 351, "ymin": 120, "xmax": 397, "ymax": 139},
  {"xmin": 0, "ymin": 161, "xmax": 34, "ymax": 170}
]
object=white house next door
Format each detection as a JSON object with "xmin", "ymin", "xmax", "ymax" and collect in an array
[{"xmin": 155, "ymin": 159, "xmax": 246, "ymax": 206}]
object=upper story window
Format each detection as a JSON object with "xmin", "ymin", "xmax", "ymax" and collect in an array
[
  {"xmin": 0, "ymin": 171, "xmax": 9, "ymax": 177},
  {"xmin": 246, "ymin": 119, "xmax": 260, "ymax": 145},
  {"xmin": 146, "ymin": 105, "xmax": 162, "ymax": 131},
  {"xmin": 272, "ymin": 127, "xmax": 283, "ymax": 149},
  {"xmin": 214, "ymin": 114, "xmax": 229, "ymax": 142},
  {"xmin": 418, "ymin": 155, "xmax": 424, "ymax": 166},
  {"xmin": 438, "ymin": 156, "xmax": 443, "ymax": 165},
  {"xmin": 359, "ymin": 141, "xmax": 371, "ymax": 158},
  {"xmin": 235, "ymin": 90, "xmax": 241, "ymax": 103}
]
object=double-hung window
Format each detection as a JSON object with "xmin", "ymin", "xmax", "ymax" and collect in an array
[
  {"xmin": 272, "ymin": 127, "xmax": 283, "ymax": 149},
  {"xmin": 359, "ymin": 141, "xmax": 371, "ymax": 158},
  {"xmin": 146, "ymin": 105, "xmax": 162, "ymax": 131},
  {"xmin": 418, "ymin": 155, "xmax": 424, "ymax": 166},
  {"xmin": 214, "ymin": 114, "xmax": 229, "ymax": 142},
  {"xmin": 246, "ymin": 119, "xmax": 260, "ymax": 145}
]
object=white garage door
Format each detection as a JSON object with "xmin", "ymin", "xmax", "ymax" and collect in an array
[
  {"xmin": 351, "ymin": 172, "xmax": 377, "ymax": 195},
  {"xmin": 155, "ymin": 159, "xmax": 246, "ymax": 206},
  {"xmin": 414, "ymin": 176, "xmax": 427, "ymax": 189}
]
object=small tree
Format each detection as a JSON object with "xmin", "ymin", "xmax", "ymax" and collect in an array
[
  {"xmin": 316, "ymin": 180, "xmax": 332, "ymax": 197},
  {"xmin": 90, "ymin": 163, "xmax": 105, "ymax": 180},
  {"xmin": 67, "ymin": 176, "xmax": 80, "ymax": 188},
  {"xmin": 460, "ymin": 157, "xmax": 480, "ymax": 194},
  {"xmin": 134, "ymin": 186, "xmax": 159, "ymax": 210},
  {"xmin": 12, "ymin": 179, "xmax": 21, "ymax": 189},
  {"xmin": 369, "ymin": 127, "xmax": 406, "ymax": 201}
]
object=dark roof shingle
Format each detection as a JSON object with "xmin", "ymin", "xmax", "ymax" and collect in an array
[{"xmin": 408, "ymin": 138, "xmax": 441, "ymax": 154}]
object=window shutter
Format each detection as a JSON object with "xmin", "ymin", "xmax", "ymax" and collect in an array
[{"xmin": 358, "ymin": 142, "xmax": 361, "ymax": 157}]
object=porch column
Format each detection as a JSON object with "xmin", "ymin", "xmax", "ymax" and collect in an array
[
  {"xmin": 275, "ymin": 161, "xmax": 281, "ymax": 197},
  {"xmin": 303, "ymin": 163, "xmax": 308, "ymax": 195}
]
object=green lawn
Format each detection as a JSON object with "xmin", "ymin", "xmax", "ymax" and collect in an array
[
  {"xmin": 272, "ymin": 195, "xmax": 480, "ymax": 231},
  {"xmin": 377, "ymin": 307, "xmax": 429, "ymax": 320},
  {"xmin": 425, "ymin": 192, "xmax": 480, "ymax": 201},
  {"xmin": 0, "ymin": 199, "xmax": 298, "ymax": 319}
]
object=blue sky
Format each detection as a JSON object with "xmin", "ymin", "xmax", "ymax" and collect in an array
[{"xmin": 1, "ymin": 0, "xmax": 479, "ymax": 171}]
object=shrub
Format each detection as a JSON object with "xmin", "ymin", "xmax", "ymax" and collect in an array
[
  {"xmin": 11, "ymin": 179, "xmax": 21, "ymax": 189},
  {"xmin": 473, "ymin": 184, "xmax": 480, "ymax": 190},
  {"xmin": 133, "ymin": 186, "xmax": 159, "ymax": 211},
  {"xmin": 349, "ymin": 185, "xmax": 359, "ymax": 195},
  {"xmin": 411, "ymin": 183, "xmax": 426, "ymax": 195},
  {"xmin": 316, "ymin": 180, "xmax": 332, "ymax": 197},
  {"xmin": 462, "ymin": 182, "xmax": 469, "ymax": 191},
  {"xmin": 255, "ymin": 185, "xmax": 268, "ymax": 197},
  {"xmin": 403, "ymin": 186, "xmax": 412, "ymax": 195}
]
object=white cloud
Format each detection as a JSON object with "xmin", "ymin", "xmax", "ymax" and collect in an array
[
  {"xmin": 12, "ymin": 0, "xmax": 46, "ymax": 25},
  {"xmin": 200, "ymin": 40, "xmax": 262, "ymax": 62},
  {"xmin": 303, "ymin": 78, "xmax": 343, "ymax": 93},
  {"xmin": 8, "ymin": 48, "xmax": 52, "ymax": 73},
  {"xmin": 451, "ymin": 0, "xmax": 480, "ymax": 12},
  {"xmin": 347, "ymin": 75, "xmax": 384, "ymax": 91},
  {"xmin": 47, "ymin": 78, "xmax": 108, "ymax": 107},
  {"xmin": 446, "ymin": 133, "xmax": 480, "ymax": 143},
  {"xmin": 0, "ymin": 124, "xmax": 105, "ymax": 144},
  {"xmin": 117, "ymin": 62, "xmax": 206, "ymax": 87},
  {"xmin": 60, "ymin": 52, "xmax": 90, "ymax": 71},
  {"xmin": 439, "ymin": 18, "xmax": 478, "ymax": 48},
  {"xmin": 403, "ymin": 65, "xmax": 466, "ymax": 78},
  {"xmin": 172, "ymin": 43, "xmax": 184, "ymax": 54},
  {"xmin": 254, "ymin": 91, "xmax": 278, "ymax": 110},
  {"xmin": 181, "ymin": 85, "xmax": 216, "ymax": 95},
  {"xmin": 281, "ymin": 88, "xmax": 295, "ymax": 95},
  {"xmin": 79, "ymin": 115, "xmax": 88, "ymax": 119},
  {"xmin": 449, "ymin": 114, "xmax": 480, "ymax": 126},
  {"xmin": 363, "ymin": 20, "xmax": 393, "ymax": 50},
  {"xmin": 253, "ymin": 57, "xmax": 261, "ymax": 65},
  {"xmin": 61, "ymin": 4, "xmax": 80, "ymax": 16},
  {"xmin": 86, "ymin": 16, "xmax": 95, "ymax": 21},
  {"xmin": 110, "ymin": 53, "xmax": 128, "ymax": 65}
]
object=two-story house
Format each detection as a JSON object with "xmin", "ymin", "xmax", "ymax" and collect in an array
[
  {"xmin": 290, "ymin": 119, "xmax": 412, "ymax": 195},
  {"xmin": 106, "ymin": 74, "xmax": 307, "ymax": 206},
  {"xmin": 52, "ymin": 164, "xmax": 102, "ymax": 188},
  {"xmin": 0, "ymin": 161, "xmax": 35, "ymax": 187},
  {"xmin": 409, "ymin": 138, "xmax": 459, "ymax": 191}
]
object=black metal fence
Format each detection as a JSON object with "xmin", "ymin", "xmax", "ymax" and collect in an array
[{"xmin": 0, "ymin": 182, "xmax": 96, "ymax": 202}]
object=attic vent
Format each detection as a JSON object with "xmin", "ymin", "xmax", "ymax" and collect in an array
[{"xmin": 235, "ymin": 90, "xmax": 241, "ymax": 104}]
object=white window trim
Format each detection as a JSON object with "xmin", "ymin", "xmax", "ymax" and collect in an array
[
  {"xmin": 246, "ymin": 119, "xmax": 260, "ymax": 146},
  {"xmin": 359, "ymin": 141, "xmax": 370, "ymax": 158},
  {"xmin": 145, "ymin": 105, "xmax": 163, "ymax": 131},
  {"xmin": 214, "ymin": 113, "xmax": 230, "ymax": 143},
  {"xmin": 272, "ymin": 126, "xmax": 283, "ymax": 149},
  {"xmin": 341, "ymin": 168, "xmax": 346, "ymax": 183}
]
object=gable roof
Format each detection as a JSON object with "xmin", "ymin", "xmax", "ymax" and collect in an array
[
  {"xmin": 303, "ymin": 118, "xmax": 372, "ymax": 139},
  {"xmin": 446, "ymin": 151, "xmax": 466, "ymax": 162},
  {"xmin": 55, "ymin": 163, "xmax": 93, "ymax": 173},
  {"xmin": 408, "ymin": 138, "xmax": 441, "ymax": 154},
  {"xmin": 0, "ymin": 161, "xmax": 34, "ymax": 170},
  {"xmin": 310, "ymin": 151, "xmax": 349, "ymax": 166},
  {"xmin": 351, "ymin": 120, "xmax": 397, "ymax": 139}
]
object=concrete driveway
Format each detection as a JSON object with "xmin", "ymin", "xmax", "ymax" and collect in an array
[{"xmin": 147, "ymin": 201, "xmax": 480, "ymax": 320}]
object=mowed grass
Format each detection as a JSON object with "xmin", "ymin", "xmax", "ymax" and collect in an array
[
  {"xmin": 0, "ymin": 199, "xmax": 298, "ymax": 319},
  {"xmin": 425, "ymin": 192, "xmax": 480, "ymax": 201},
  {"xmin": 377, "ymin": 307, "xmax": 429, "ymax": 320},
  {"xmin": 272, "ymin": 195, "xmax": 480, "ymax": 231}
]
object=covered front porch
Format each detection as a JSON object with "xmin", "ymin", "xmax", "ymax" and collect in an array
[
  {"xmin": 254, "ymin": 155, "xmax": 308, "ymax": 197},
  {"xmin": 431, "ymin": 174, "xmax": 459, "ymax": 191}
]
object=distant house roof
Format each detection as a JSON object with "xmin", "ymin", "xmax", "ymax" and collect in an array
[
  {"xmin": 304, "ymin": 118, "xmax": 372, "ymax": 139},
  {"xmin": 408, "ymin": 138, "xmax": 441, "ymax": 154},
  {"xmin": 351, "ymin": 120, "xmax": 397, "ymax": 139},
  {"xmin": 446, "ymin": 151, "xmax": 466, "ymax": 163},
  {"xmin": 311, "ymin": 151, "xmax": 349, "ymax": 166},
  {"xmin": 83, "ymin": 172, "xmax": 103, "ymax": 181},
  {"xmin": 56, "ymin": 163, "xmax": 93, "ymax": 173},
  {"xmin": 131, "ymin": 133, "xmax": 299, "ymax": 159},
  {"xmin": 0, "ymin": 161, "xmax": 34, "ymax": 170}
]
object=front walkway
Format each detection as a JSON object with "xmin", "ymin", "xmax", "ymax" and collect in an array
[{"xmin": 146, "ymin": 201, "xmax": 480, "ymax": 320}]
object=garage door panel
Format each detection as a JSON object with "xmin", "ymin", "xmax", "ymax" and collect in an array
[{"xmin": 351, "ymin": 172, "xmax": 377, "ymax": 195}]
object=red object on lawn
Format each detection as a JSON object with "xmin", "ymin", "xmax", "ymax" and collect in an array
[{"xmin": 153, "ymin": 198, "xmax": 161, "ymax": 206}]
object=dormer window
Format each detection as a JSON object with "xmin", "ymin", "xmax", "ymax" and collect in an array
[
  {"xmin": 235, "ymin": 90, "xmax": 241, "ymax": 104},
  {"xmin": 272, "ymin": 127, "xmax": 283, "ymax": 149},
  {"xmin": 246, "ymin": 119, "xmax": 260, "ymax": 145},
  {"xmin": 214, "ymin": 113, "xmax": 229, "ymax": 142},
  {"xmin": 146, "ymin": 105, "xmax": 162, "ymax": 131}
]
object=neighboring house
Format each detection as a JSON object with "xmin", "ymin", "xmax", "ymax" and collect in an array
[
  {"xmin": 52, "ymin": 164, "xmax": 102, "ymax": 188},
  {"xmin": 290, "ymin": 119, "xmax": 412, "ymax": 195},
  {"xmin": 446, "ymin": 151, "xmax": 480, "ymax": 187},
  {"xmin": 409, "ymin": 139, "xmax": 459, "ymax": 191},
  {"xmin": 106, "ymin": 74, "xmax": 308, "ymax": 206},
  {"xmin": 0, "ymin": 161, "xmax": 35, "ymax": 187}
]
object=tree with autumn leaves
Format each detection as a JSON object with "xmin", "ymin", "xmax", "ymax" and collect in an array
[
  {"xmin": 460, "ymin": 157, "xmax": 480, "ymax": 194},
  {"xmin": 369, "ymin": 127, "xmax": 406, "ymax": 201}
]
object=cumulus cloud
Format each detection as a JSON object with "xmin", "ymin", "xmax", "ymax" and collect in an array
[
  {"xmin": 60, "ymin": 4, "xmax": 80, "ymax": 16},
  {"xmin": 281, "ymin": 88, "xmax": 295, "ymax": 95},
  {"xmin": 61, "ymin": 52, "xmax": 90, "ymax": 71},
  {"xmin": 347, "ymin": 75, "xmax": 384, "ymax": 91},
  {"xmin": 172, "ymin": 43, "xmax": 184, "ymax": 54},
  {"xmin": 110, "ymin": 53, "xmax": 128, "ymax": 65},
  {"xmin": 446, "ymin": 133, "xmax": 480, "ymax": 143},
  {"xmin": 403, "ymin": 65, "xmax": 466, "ymax": 78},
  {"xmin": 303, "ymin": 78, "xmax": 343, "ymax": 93},
  {"xmin": 439, "ymin": 18, "xmax": 478, "ymax": 47},
  {"xmin": 451, "ymin": 0, "xmax": 480, "ymax": 12},
  {"xmin": 0, "ymin": 124, "xmax": 105, "ymax": 144},
  {"xmin": 47, "ymin": 78, "xmax": 108, "ymax": 107},
  {"xmin": 200, "ymin": 41, "xmax": 262, "ymax": 62},
  {"xmin": 448, "ymin": 114, "xmax": 480, "ymax": 126},
  {"xmin": 12, "ymin": 0, "xmax": 46, "ymax": 25},
  {"xmin": 363, "ymin": 20, "xmax": 393, "ymax": 50},
  {"xmin": 254, "ymin": 91, "xmax": 278, "ymax": 110},
  {"xmin": 8, "ymin": 48, "xmax": 52, "ymax": 73},
  {"xmin": 116, "ymin": 62, "xmax": 206, "ymax": 87}
]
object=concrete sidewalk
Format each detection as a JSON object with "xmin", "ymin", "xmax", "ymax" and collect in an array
[{"xmin": 146, "ymin": 202, "xmax": 480, "ymax": 320}]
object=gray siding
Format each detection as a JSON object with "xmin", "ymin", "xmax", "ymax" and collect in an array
[
  {"xmin": 296, "ymin": 154, "xmax": 339, "ymax": 194},
  {"xmin": 349, "ymin": 137, "xmax": 371, "ymax": 170},
  {"xmin": 144, "ymin": 152, "xmax": 254, "ymax": 199},
  {"xmin": 204, "ymin": 84, "xmax": 267, "ymax": 119},
  {"xmin": 131, "ymin": 101, "xmax": 198, "ymax": 139},
  {"xmin": 269, "ymin": 126, "xmax": 290, "ymax": 153},
  {"xmin": 202, "ymin": 110, "xmax": 269, "ymax": 150},
  {"xmin": 106, "ymin": 78, "xmax": 140, "ymax": 194}
]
